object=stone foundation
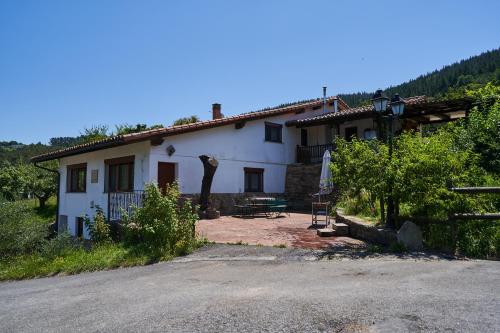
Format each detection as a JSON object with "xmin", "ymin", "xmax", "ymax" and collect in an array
[
  {"xmin": 182, "ymin": 193, "xmax": 282, "ymax": 216},
  {"xmin": 284, "ymin": 163, "xmax": 338, "ymax": 211}
]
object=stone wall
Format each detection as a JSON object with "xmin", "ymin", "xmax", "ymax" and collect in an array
[
  {"xmin": 336, "ymin": 210, "xmax": 397, "ymax": 246},
  {"xmin": 284, "ymin": 163, "xmax": 337, "ymax": 211}
]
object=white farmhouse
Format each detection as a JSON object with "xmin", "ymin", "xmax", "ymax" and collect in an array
[{"xmin": 32, "ymin": 94, "xmax": 470, "ymax": 238}]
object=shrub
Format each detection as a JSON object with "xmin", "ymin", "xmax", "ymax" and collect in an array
[
  {"xmin": 0, "ymin": 201, "xmax": 49, "ymax": 259},
  {"xmin": 40, "ymin": 232, "xmax": 78, "ymax": 258},
  {"xmin": 122, "ymin": 183, "xmax": 198, "ymax": 257},
  {"xmin": 84, "ymin": 206, "xmax": 111, "ymax": 244}
]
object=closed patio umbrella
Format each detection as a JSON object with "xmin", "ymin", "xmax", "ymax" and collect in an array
[{"xmin": 318, "ymin": 150, "xmax": 332, "ymax": 202}]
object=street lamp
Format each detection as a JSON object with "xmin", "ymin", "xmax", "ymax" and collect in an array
[
  {"xmin": 372, "ymin": 90, "xmax": 406, "ymax": 229},
  {"xmin": 390, "ymin": 93, "xmax": 405, "ymax": 116},
  {"xmin": 372, "ymin": 89, "xmax": 389, "ymax": 113}
]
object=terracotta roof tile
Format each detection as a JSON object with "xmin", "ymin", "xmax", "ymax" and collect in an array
[
  {"xmin": 32, "ymin": 96, "xmax": 346, "ymax": 162},
  {"xmin": 286, "ymin": 96, "xmax": 427, "ymax": 127}
]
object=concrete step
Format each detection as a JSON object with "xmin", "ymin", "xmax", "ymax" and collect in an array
[
  {"xmin": 317, "ymin": 228, "xmax": 335, "ymax": 237},
  {"xmin": 332, "ymin": 223, "xmax": 349, "ymax": 236}
]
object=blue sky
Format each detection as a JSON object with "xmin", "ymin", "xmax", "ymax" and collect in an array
[{"xmin": 1, "ymin": 0, "xmax": 499, "ymax": 144}]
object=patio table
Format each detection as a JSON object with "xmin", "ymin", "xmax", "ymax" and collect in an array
[{"xmin": 248, "ymin": 197, "xmax": 276, "ymax": 217}]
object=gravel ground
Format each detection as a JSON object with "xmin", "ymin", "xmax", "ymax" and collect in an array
[{"xmin": 0, "ymin": 244, "xmax": 498, "ymax": 332}]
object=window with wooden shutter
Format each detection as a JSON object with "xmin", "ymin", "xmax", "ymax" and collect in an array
[{"xmin": 67, "ymin": 163, "xmax": 87, "ymax": 193}]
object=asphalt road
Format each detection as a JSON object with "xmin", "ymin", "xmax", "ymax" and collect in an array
[{"xmin": 0, "ymin": 245, "xmax": 499, "ymax": 333}]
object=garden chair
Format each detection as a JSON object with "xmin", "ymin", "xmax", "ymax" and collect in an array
[
  {"xmin": 232, "ymin": 197, "xmax": 253, "ymax": 218},
  {"xmin": 266, "ymin": 198, "xmax": 289, "ymax": 218}
]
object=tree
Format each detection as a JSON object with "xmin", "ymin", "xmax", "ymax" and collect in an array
[
  {"xmin": 173, "ymin": 115, "xmax": 200, "ymax": 126},
  {"xmin": 114, "ymin": 123, "xmax": 164, "ymax": 135},
  {"xmin": 0, "ymin": 164, "xmax": 27, "ymax": 201},
  {"xmin": 0, "ymin": 162, "xmax": 57, "ymax": 208},
  {"xmin": 79, "ymin": 125, "xmax": 109, "ymax": 143},
  {"xmin": 24, "ymin": 163, "xmax": 58, "ymax": 209}
]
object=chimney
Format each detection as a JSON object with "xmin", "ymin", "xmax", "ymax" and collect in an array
[
  {"xmin": 333, "ymin": 98, "xmax": 338, "ymax": 113},
  {"xmin": 212, "ymin": 103, "xmax": 222, "ymax": 120},
  {"xmin": 322, "ymin": 86, "xmax": 327, "ymax": 113}
]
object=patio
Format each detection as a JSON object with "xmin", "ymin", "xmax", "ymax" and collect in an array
[{"xmin": 196, "ymin": 213, "xmax": 367, "ymax": 250}]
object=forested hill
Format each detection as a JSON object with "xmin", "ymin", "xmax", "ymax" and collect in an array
[{"xmin": 339, "ymin": 47, "xmax": 500, "ymax": 107}]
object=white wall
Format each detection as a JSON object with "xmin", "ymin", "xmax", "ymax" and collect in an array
[
  {"xmin": 150, "ymin": 114, "xmax": 303, "ymax": 194},
  {"xmin": 56, "ymin": 102, "xmax": 338, "ymax": 237},
  {"xmin": 58, "ymin": 142, "xmax": 150, "ymax": 238},
  {"xmin": 338, "ymin": 118, "xmax": 376, "ymax": 140}
]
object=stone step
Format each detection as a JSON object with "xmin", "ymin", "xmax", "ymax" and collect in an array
[
  {"xmin": 332, "ymin": 223, "xmax": 349, "ymax": 236},
  {"xmin": 317, "ymin": 228, "xmax": 335, "ymax": 237}
]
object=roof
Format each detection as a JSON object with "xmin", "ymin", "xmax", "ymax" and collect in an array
[
  {"xmin": 286, "ymin": 96, "xmax": 428, "ymax": 127},
  {"xmin": 32, "ymin": 96, "xmax": 347, "ymax": 162}
]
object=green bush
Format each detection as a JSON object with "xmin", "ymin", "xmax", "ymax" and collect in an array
[
  {"xmin": 0, "ymin": 201, "xmax": 49, "ymax": 259},
  {"xmin": 40, "ymin": 232, "xmax": 78, "ymax": 258},
  {"xmin": 330, "ymin": 82, "xmax": 500, "ymax": 258},
  {"xmin": 122, "ymin": 183, "xmax": 198, "ymax": 257},
  {"xmin": 84, "ymin": 206, "xmax": 111, "ymax": 244}
]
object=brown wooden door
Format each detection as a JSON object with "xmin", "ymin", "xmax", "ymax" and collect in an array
[{"xmin": 158, "ymin": 162, "xmax": 176, "ymax": 193}]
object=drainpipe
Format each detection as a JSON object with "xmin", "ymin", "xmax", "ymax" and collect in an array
[{"xmin": 33, "ymin": 161, "xmax": 60, "ymax": 234}]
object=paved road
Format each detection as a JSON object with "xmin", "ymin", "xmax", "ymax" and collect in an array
[{"xmin": 0, "ymin": 245, "xmax": 499, "ymax": 332}]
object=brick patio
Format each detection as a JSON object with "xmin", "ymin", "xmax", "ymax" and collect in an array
[{"xmin": 196, "ymin": 213, "xmax": 367, "ymax": 250}]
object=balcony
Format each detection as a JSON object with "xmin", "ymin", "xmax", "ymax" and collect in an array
[
  {"xmin": 296, "ymin": 143, "xmax": 335, "ymax": 164},
  {"xmin": 107, "ymin": 190, "xmax": 144, "ymax": 221}
]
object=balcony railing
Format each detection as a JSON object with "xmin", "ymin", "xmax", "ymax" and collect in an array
[
  {"xmin": 296, "ymin": 143, "xmax": 335, "ymax": 164},
  {"xmin": 107, "ymin": 190, "xmax": 144, "ymax": 221}
]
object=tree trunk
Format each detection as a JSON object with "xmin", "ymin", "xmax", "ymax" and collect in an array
[
  {"xmin": 379, "ymin": 196, "xmax": 385, "ymax": 225},
  {"xmin": 38, "ymin": 196, "xmax": 47, "ymax": 209},
  {"xmin": 199, "ymin": 155, "xmax": 218, "ymax": 212}
]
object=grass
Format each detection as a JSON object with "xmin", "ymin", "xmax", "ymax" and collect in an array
[
  {"xmin": 0, "ymin": 243, "xmax": 159, "ymax": 281},
  {"xmin": 1, "ymin": 195, "xmax": 212, "ymax": 281},
  {"xmin": 0, "ymin": 239, "xmax": 211, "ymax": 281},
  {"xmin": 27, "ymin": 196, "xmax": 57, "ymax": 223}
]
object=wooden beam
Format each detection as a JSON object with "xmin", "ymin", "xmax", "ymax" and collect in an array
[
  {"xmin": 449, "ymin": 187, "xmax": 500, "ymax": 194},
  {"xmin": 150, "ymin": 137, "xmax": 164, "ymax": 146},
  {"xmin": 451, "ymin": 213, "xmax": 500, "ymax": 220},
  {"xmin": 235, "ymin": 121, "xmax": 246, "ymax": 129}
]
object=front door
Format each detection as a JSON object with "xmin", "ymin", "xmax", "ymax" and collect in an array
[
  {"xmin": 301, "ymin": 129, "xmax": 308, "ymax": 146},
  {"xmin": 158, "ymin": 162, "xmax": 176, "ymax": 193}
]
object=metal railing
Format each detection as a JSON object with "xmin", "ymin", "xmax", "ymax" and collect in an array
[
  {"xmin": 107, "ymin": 190, "xmax": 145, "ymax": 221},
  {"xmin": 296, "ymin": 143, "xmax": 335, "ymax": 164}
]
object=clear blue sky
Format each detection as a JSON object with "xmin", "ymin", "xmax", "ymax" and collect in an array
[{"xmin": 1, "ymin": 0, "xmax": 499, "ymax": 144}]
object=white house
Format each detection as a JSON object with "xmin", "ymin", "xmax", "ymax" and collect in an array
[{"xmin": 32, "ymin": 94, "xmax": 470, "ymax": 238}]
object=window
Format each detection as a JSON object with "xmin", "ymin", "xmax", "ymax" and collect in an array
[
  {"xmin": 265, "ymin": 122, "xmax": 282, "ymax": 143},
  {"xmin": 105, "ymin": 156, "xmax": 134, "ymax": 192},
  {"xmin": 244, "ymin": 167, "xmax": 264, "ymax": 192},
  {"xmin": 363, "ymin": 128, "xmax": 377, "ymax": 140},
  {"xmin": 67, "ymin": 163, "xmax": 87, "ymax": 192},
  {"xmin": 344, "ymin": 126, "xmax": 358, "ymax": 142}
]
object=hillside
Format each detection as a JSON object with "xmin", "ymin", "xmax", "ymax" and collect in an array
[{"xmin": 339, "ymin": 48, "xmax": 500, "ymax": 107}]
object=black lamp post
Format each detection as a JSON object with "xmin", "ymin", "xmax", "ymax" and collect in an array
[{"xmin": 372, "ymin": 90, "xmax": 406, "ymax": 229}]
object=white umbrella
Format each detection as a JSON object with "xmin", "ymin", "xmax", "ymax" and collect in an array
[{"xmin": 318, "ymin": 150, "xmax": 332, "ymax": 201}]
